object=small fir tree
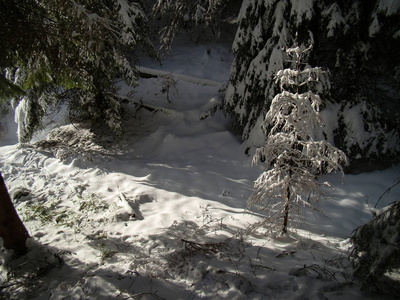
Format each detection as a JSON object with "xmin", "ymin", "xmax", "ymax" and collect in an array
[
  {"xmin": 225, "ymin": 0, "xmax": 400, "ymax": 166},
  {"xmin": 248, "ymin": 41, "xmax": 347, "ymax": 234}
]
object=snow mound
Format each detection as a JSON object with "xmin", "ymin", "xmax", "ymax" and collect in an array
[{"xmin": 33, "ymin": 124, "xmax": 114, "ymax": 161}]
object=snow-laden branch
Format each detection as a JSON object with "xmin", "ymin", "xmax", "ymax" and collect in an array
[
  {"xmin": 248, "ymin": 41, "xmax": 347, "ymax": 235},
  {"xmin": 266, "ymin": 91, "xmax": 322, "ymax": 139},
  {"xmin": 136, "ymin": 66, "xmax": 223, "ymax": 87}
]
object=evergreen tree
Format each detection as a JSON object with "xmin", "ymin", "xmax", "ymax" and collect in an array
[
  {"xmin": 248, "ymin": 41, "xmax": 347, "ymax": 234},
  {"xmin": 350, "ymin": 198, "xmax": 400, "ymax": 295},
  {"xmin": 0, "ymin": 0, "xmax": 155, "ymax": 142},
  {"xmin": 153, "ymin": 0, "xmax": 241, "ymax": 53},
  {"xmin": 225, "ymin": 0, "xmax": 400, "ymax": 168}
]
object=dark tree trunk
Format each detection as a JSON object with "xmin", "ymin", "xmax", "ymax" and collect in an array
[
  {"xmin": 0, "ymin": 173, "xmax": 29, "ymax": 256},
  {"xmin": 282, "ymin": 185, "xmax": 290, "ymax": 234}
]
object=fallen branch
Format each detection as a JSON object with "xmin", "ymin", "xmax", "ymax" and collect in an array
[
  {"xmin": 137, "ymin": 66, "xmax": 223, "ymax": 87},
  {"xmin": 122, "ymin": 99, "xmax": 173, "ymax": 116},
  {"xmin": 180, "ymin": 238, "xmax": 226, "ymax": 256}
]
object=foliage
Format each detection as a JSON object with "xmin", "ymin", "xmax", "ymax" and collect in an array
[
  {"xmin": 248, "ymin": 41, "xmax": 347, "ymax": 234},
  {"xmin": 350, "ymin": 199, "xmax": 400, "ymax": 296},
  {"xmin": 224, "ymin": 0, "xmax": 400, "ymax": 166},
  {"xmin": 153, "ymin": 0, "xmax": 241, "ymax": 53},
  {"xmin": 22, "ymin": 190, "xmax": 109, "ymax": 234},
  {"xmin": 0, "ymin": 0, "xmax": 155, "ymax": 142},
  {"xmin": 160, "ymin": 73, "xmax": 178, "ymax": 103},
  {"xmin": 23, "ymin": 201, "xmax": 56, "ymax": 224}
]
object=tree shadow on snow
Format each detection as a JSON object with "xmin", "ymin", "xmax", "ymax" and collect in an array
[
  {"xmin": 0, "ymin": 237, "xmax": 191, "ymax": 299},
  {"xmin": 0, "ymin": 216, "xmax": 374, "ymax": 299}
]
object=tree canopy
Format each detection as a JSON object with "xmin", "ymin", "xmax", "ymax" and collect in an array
[
  {"xmin": 153, "ymin": 0, "xmax": 241, "ymax": 53},
  {"xmin": 0, "ymin": 0, "xmax": 154, "ymax": 142}
]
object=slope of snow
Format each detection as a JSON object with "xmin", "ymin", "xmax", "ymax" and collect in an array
[{"xmin": 0, "ymin": 42, "xmax": 399, "ymax": 299}]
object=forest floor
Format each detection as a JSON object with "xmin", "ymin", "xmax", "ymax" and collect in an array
[{"xmin": 0, "ymin": 40, "xmax": 399, "ymax": 299}]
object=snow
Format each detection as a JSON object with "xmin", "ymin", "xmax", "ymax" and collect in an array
[
  {"xmin": 377, "ymin": 0, "xmax": 400, "ymax": 15},
  {"xmin": 341, "ymin": 101, "xmax": 388, "ymax": 157},
  {"xmin": 369, "ymin": 15, "xmax": 381, "ymax": 37},
  {"xmin": 290, "ymin": 0, "xmax": 314, "ymax": 25},
  {"xmin": 313, "ymin": 101, "xmax": 340, "ymax": 144},
  {"xmin": 116, "ymin": 0, "xmax": 147, "ymax": 46},
  {"xmin": 14, "ymin": 97, "xmax": 29, "ymax": 144},
  {"xmin": 1, "ymin": 42, "xmax": 400, "ymax": 299},
  {"xmin": 272, "ymin": 1, "xmax": 288, "ymax": 38},
  {"xmin": 322, "ymin": 3, "xmax": 347, "ymax": 37},
  {"xmin": 369, "ymin": 0, "xmax": 400, "ymax": 36}
]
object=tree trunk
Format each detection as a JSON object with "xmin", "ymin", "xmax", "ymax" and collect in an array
[
  {"xmin": 0, "ymin": 173, "xmax": 29, "ymax": 256},
  {"xmin": 282, "ymin": 185, "xmax": 290, "ymax": 234}
]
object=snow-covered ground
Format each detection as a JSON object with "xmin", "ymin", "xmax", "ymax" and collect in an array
[{"xmin": 1, "ymin": 42, "xmax": 399, "ymax": 299}]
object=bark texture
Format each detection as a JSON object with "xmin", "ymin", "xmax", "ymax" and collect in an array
[{"xmin": 0, "ymin": 173, "xmax": 29, "ymax": 255}]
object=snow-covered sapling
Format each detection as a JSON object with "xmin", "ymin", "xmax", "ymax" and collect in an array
[
  {"xmin": 248, "ymin": 41, "xmax": 347, "ymax": 235},
  {"xmin": 160, "ymin": 73, "xmax": 178, "ymax": 103}
]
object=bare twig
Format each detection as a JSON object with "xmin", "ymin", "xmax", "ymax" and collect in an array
[{"xmin": 374, "ymin": 179, "xmax": 400, "ymax": 208}]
